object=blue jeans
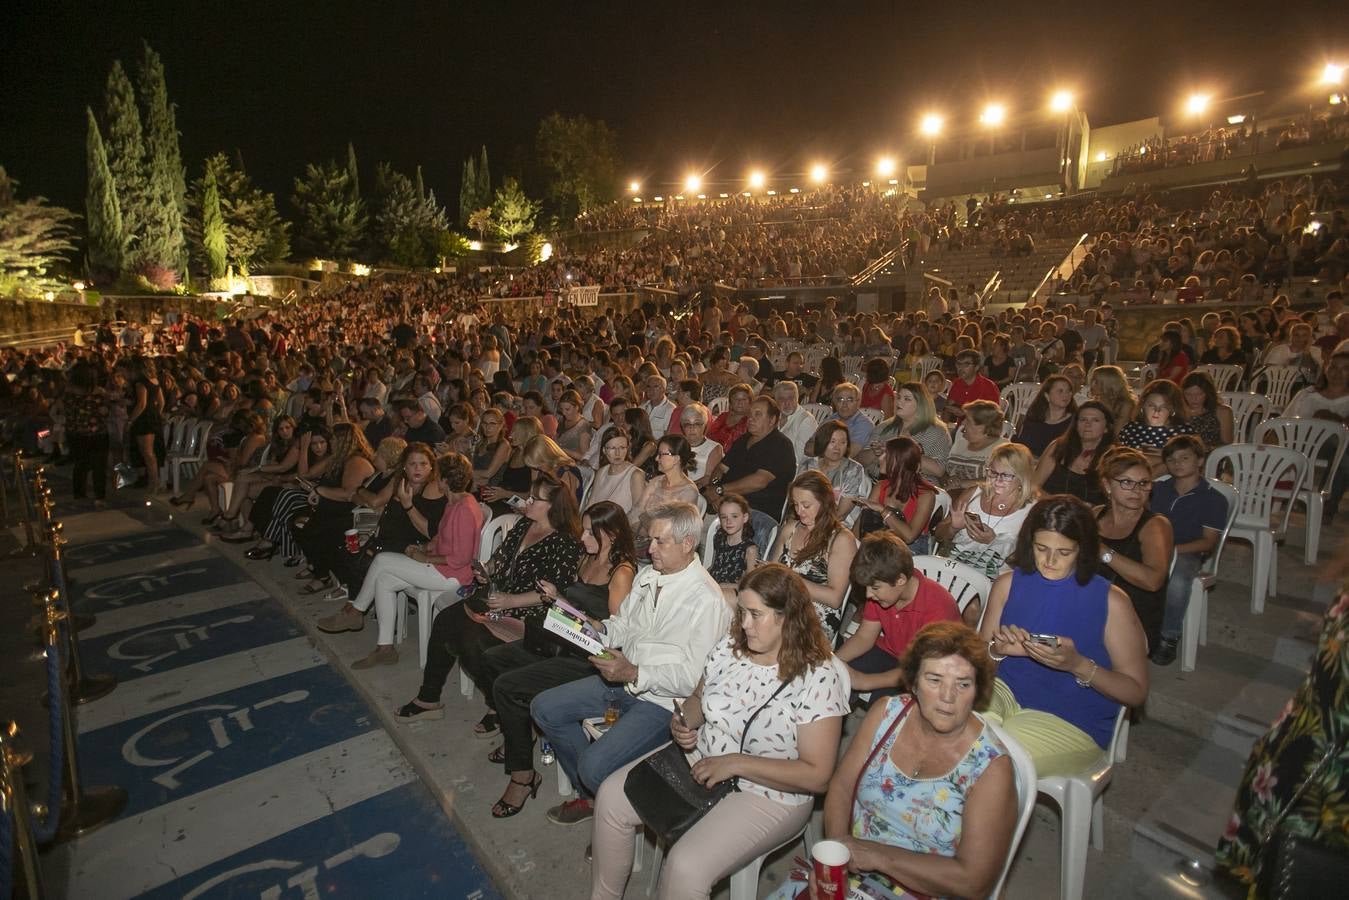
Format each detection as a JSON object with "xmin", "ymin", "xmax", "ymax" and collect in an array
[
  {"xmin": 532, "ymin": 675, "xmax": 672, "ymax": 799},
  {"xmin": 749, "ymin": 509, "xmax": 780, "ymax": 556},
  {"xmin": 1161, "ymin": 552, "xmax": 1205, "ymax": 641}
]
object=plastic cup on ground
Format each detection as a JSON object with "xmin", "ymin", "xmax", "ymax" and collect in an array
[{"xmin": 811, "ymin": 839, "xmax": 850, "ymax": 899}]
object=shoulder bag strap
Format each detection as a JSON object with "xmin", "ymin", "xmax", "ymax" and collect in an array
[
  {"xmin": 850, "ymin": 696, "xmax": 916, "ymax": 813},
  {"xmin": 732, "ymin": 677, "xmax": 796, "ymax": 790}
]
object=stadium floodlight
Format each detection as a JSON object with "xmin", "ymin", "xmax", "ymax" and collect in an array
[
  {"xmin": 629, "ymin": 181, "xmax": 641, "ymax": 194},
  {"xmin": 1323, "ymin": 63, "xmax": 1345, "ymax": 86},
  {"xmin": 1050, "ymin": 90, "xmax": 1074, "ymax": 113},
  {"xmin": 809, "ymin": 164, "xmax": 828, "ymax": 184},
  {"xmin": 919, "ymin": 113, "xmax": 944, "ymax": 136},
  {"xmin": 684, "ymin": 174, "xmax": 702, "ymax": 192},
  {"xmin": 876, "ymin": 157, "xmax": 897, "ymax": 177},
  {"xmin": 748, "ymin": 170, "xmax": 766, "ymax": 190},
  {"xmin": 1187, "ymin": 94, "xmax": 1210, "ymax": 116},
  {"xmin": 980, "ymin": 103, "xmax": 1006, "ymax": 126}
]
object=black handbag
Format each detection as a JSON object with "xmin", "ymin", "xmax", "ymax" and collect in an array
[{"xmin": 624, "ymin": 679, "xmax": 791, "ymax": 844}]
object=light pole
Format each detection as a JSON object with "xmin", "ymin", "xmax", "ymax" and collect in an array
[
  {"xmin": 1050, "ymin": 90, "xmax": 1075, "ymax": 193},
  {"xmin": 919, "ymin": 113, "xmax": 943, "ymax": 166}
]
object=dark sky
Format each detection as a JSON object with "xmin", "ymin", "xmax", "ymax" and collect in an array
[{"xmin": 3, "ymin": 0, "xmax": 1345, "ymax": 214}]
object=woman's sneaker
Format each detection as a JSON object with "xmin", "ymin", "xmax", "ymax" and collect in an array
[
  {"xmin": 546, "ymin": 797, "xmax": 593, "ymax": 825},
  {"xmin": 1150, "ymin": 638, "xmax": 1178, "ymax": 666}
]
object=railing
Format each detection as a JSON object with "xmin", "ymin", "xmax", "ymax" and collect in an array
[
  {"xmin": 977, "ymin": 270, "xmax": 1003, "ymax": 305},
  {"xmin": 851, "ymin": 242, "xmax": 907, "ymax": 286},
  {"xmin": 1030, "ymin": 232, "xmax": 1093, "ymax": 304}
]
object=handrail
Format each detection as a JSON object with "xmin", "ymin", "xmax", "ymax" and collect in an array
[
  {"xmin": 978, "ymin": 269, "xmax": 1003, "ymax": 305},
  {"xmin": 851, "ymin": 242, "xmax": 907, "ymax": 286},
  {"xmin": 1030, "ymin": 232, "xmax": 1092, "ymax": 303}
]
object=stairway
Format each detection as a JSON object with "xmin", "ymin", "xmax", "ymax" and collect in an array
[{"xmin": 916, "ymin": 237, "xmax": 1076, "ymax": 305}]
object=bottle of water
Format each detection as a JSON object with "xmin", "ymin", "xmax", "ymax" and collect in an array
[{"xmin": 539, "ymin": 740, "xmax": 555, "ymax": 766}]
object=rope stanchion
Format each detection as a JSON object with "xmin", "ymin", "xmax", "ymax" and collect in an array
[
  {"xmin": 1, "ymin": 721, "xmax": 48, "ymax": 900},
  {"xmin": 6, "ymin": 453, "xmax": 38, "ymax": 558},
  {"xmin": 46, "ymin": 523, "xmax": 95, "ymax": 635},
  {"xmin": 32, "ymin": 590, "xmax": 126, "ymax": 843}
]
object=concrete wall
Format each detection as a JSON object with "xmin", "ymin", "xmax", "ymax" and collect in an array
[
  {"xmin": 924, "ymin": 147, "xmax": 1061, "ymax": 198},
  {"xmin": 1082, "ymin": 117, "xmax": 1165, "ymax": 188}
]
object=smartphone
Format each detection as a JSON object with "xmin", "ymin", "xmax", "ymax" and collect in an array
[
  {"xmin": 965, "ymin": 511, "xmax": 982, "ymax": 525},
  {"xmin": 1028, "ymin": 633, "xmax": 1060, "ymax": 648},
  {"xmin": 507, "ymin": 495, "xmax": 526, "ymax": 510},
  {"xmin": 672, "ymin": 699, "xmax": 687, "ymax": 726}
]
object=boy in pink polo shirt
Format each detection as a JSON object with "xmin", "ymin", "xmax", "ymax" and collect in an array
[{"xmin": 835, "ymin": 532, "xmax": 963, "ymax": 702}]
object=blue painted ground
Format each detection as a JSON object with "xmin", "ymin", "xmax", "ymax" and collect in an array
[{"xmin": 52, "ymin": 506, "xmax": 502, "ymax": 900}]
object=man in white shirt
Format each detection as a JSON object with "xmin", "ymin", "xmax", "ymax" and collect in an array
[
  {"xmin": 641, "ymin": 374, "xmax": 677, "ymax": 435},
  {"xmin": 774, "ymin": 380, "xmax": 817, "ymax": 465},
  {"xmin": 533, "ymin": 502, "xmax": 729, "ymax": 825}
]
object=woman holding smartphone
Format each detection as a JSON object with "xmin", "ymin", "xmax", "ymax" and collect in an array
[{"xmin": 935, "ymin": 443, "xmax": 1037, "ymax": 580}]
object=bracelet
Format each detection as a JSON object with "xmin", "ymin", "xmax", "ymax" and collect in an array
[
  {"xmin": 402, "ymin": 504, "xmax": 413, "ymax": 511},
  {"xmin": 1075, "ymin": 660, "xmax": 1099, "ymax": 688},
  {"xmin": 987, "ymin": 638, "xmax": 1007, "ymax": 662}
]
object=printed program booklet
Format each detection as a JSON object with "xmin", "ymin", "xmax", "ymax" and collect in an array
[{"xmin": 542, "ymin": 597, "xmax": 607, "ymax": 656}]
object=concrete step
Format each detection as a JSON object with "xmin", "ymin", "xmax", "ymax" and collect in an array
[{"xmin": 1143, "ymin": 641, "xmax": 1301, "ymax": 752}]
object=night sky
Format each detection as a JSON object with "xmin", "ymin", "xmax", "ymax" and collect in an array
[{"xmin": 3, "ymin": 0, "xmax": 1344, "ymax": 214}]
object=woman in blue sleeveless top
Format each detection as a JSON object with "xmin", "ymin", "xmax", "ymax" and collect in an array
[{"xmin": 979, "ymin": 495, "xmax": 1150, "ymax": 777}]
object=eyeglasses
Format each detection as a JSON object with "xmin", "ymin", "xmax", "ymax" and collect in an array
[
  {"xmin": 989, "ymin": 471, "xmax": 1018, "ymax": 482},
  {"xmin": 656, "ymin": 450, "xmax": 678, "ymax": 458},
  {"xmin": 525, "ymin": 494, "xmax": 549, "ymax": 504},
  {"xmin": 1112, "ymin": 477, "xmax": 1153, "ymax": 492}
]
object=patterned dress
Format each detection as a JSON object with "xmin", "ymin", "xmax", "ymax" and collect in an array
[
  {"xmin": 1216, "ymin": 591, "xmax": 1349, "ymax": 892},
  {"xmin": 779, "ymin": 525, "xmax": 847, "ymax": 641}
]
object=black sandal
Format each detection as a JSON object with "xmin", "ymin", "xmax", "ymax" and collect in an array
[
  {"xmin": 474, "ymin": 711, "xmax": 500, "ymax": 740},
  {"xmin": 490, "ymin": 772, "xmax": 542, "ymax": 819},
  {"xmin": 488, "ymin": 745, "xmax": 506, "ymax": 765},
  {"xmin": 299, "ymin": 576, "xmax": 333, "ymax": 595}
]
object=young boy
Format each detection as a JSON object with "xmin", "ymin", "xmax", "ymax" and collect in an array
[
  {"xmin": 1149, "ymin": 434, "xmax": 1229, "ymax": 665},
  {"xmin": 835, "ymin": 533, "xmax": 963, "ymax": 701}
]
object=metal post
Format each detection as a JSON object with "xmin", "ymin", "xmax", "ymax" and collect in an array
[
  {"xmin": 37, "ymin": 592, "xmax": 126, "ymax": 841},
  {"xmin": 29, "ymin": 579, "xmax": 115, "ymax": 706},
  {"xmin": 1, "ymin": 722, "xmax": 48, "ymax": 900},
  {"xmin": 48, "ymin": 527, "xmax": 95, "ymax": 634},
  {"xmin": 7, "ymin": 455, "xmax": 38, "ymax": 558}
]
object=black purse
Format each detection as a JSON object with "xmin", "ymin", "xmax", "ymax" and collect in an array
[{"xmin": 624, "ymin": 679, "xmax": 790, "ymax": 844}]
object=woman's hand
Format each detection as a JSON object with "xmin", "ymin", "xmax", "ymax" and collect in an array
[
  {"xmin": 404, "ymin": 544, "xmax": 424, "ymax": 563},
  {"xmin": 964, "ymin": 515, "xmax": 995, "ymax": 543},
  {"xmin": 690, "ymin": 753, "xmax": 741, "ymax": 788},
  {"xmin": 307, "ymin": 489, "xmax": 320, "ymax": 507},
  {"xmin": 1024, "ymin": 634, "xmax": 1084, "ymax": 673},
  {"xmin": 671, "ymin": 713, "xmax": 698, "ymax": 749},
  {"xmin": 485, "ymin": 591, "xmax": 516, "ymax": 611},
  {"xmin": 836, "ymin": 836, "xmax": 882, "ymax": 875},
  {"xmin": 395, "ymin": 477, "xmax": 415, "ymax": 509},
  {"xmin": 992, "ymin": 623, "xmax": 1032, "ymax": 657},
  {"xmin": 480, "ymin": 485, "xmax": 505, "ymax": 502},
  {"xmin": 537, "ymin": 579, "xmax": 559, "ymax": 602}
]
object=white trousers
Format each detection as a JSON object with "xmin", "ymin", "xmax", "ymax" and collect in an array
[{"xmin": 351, "ymin": 551, "xmax": 461, "ymax": 645}]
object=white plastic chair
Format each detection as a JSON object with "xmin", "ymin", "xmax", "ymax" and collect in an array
[
  {"xmin": 454, "ymin": 514, "xmax": 521, "ymax": 697},
  {"xmin": 394, "ymin": 585, "xmax": 456, "ymax": 668},
  {"xmin": 803, "ymin": 402, "xmax": 834, "ymax": 424},
  {"xmin": 707, "ymin": 396, "xmax": 728, "ymax": 416},
  {"xmin": 916, "ymin": 355, "xmax": 945, "ymax": 378},
  {"xmin": 859, "ymin": 407, "xmax": 884, "ymax": 426},
  {"xmin": 1204, "ymin": 445, "xmax": 1309, "ymax": 613},
  {"xmin": 1221, "ymin": 392, "xmax": 1270, "ymax": 444},
  {"xmin": 1037, "ymin": 706, "xmax": 1129, "ymax": 900},
  {"xmin": 912, "ymin": 555, "xmax": 992, "ymax": 628},
  {"xmin": 1257, "ymin": 417, "xmax": 1349, "ymax": 565},
  {"xmin": 1250, "ymin": 365, "xmax": 1301, "ymax": 412},
  {"xmin": 984, "ymin": 720, "xmax": 1038, "ymax": 900},
  {"xmin": 999, "ymin": 382, "xmax": 1041, "ymax": 431},
  {"xmin": 841, "ymin": 355, "xmax": 865, "ymax": 376},
  {"xmin": 170, "ymin": 420, "xmax": 214, "ymax": 495},
  {"xmin": 1180, "ymin": 480, "xmax": 1239, "ymax": 672},
  {"xmin": 1193, "ymin": 363, "xmax": 1242, "ymax": 392},
  {"xmin": 158, "ymin": 416, "xmax": 192, "ymax": 488}
]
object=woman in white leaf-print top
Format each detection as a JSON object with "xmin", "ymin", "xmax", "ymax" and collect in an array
[{"xmin": 590, "ymin": 564, "xmax": 849, "ymax": 900}]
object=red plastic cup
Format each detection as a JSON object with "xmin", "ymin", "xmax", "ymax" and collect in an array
[
  {"xmin": 811, "ymin": 840, "xmax": 850, "ymax": 899},
  {"xmin": 344, "ymin": 529, "xmax": 360, "ymax": 553}
]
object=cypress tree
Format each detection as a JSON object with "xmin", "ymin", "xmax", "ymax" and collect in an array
[
  {"xmin": 85, "ymin": 107, "xmax": 124, "ymax": 276},
  {"xmin": 459, "ymin": 156, "xmax": 477, "ymax": 225},
  {"xmin": 104, "ymin": 60, "xmax": 148, "ymax": 269},
  {"xmin": 415, "ymin": 165, "xmax": 425, "ymax": 200},
  {"xmin": 346, "ymin": 142, "xmax": 360, "ymax": 202},
  {"xmin": 201, "ymin": 165, "xmax": 227, "ymax": 280},
  {"xmin": 477, "ymin": 145, "xmax": 491, "ymax": 206},
  {"xmin": 137, "ymin": 43, "xmax": 188, "ymax": 273}
]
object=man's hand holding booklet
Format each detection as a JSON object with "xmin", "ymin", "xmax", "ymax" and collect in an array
[{"xmin": 543, "ymin": 596, "xmax": 610, "ymax": 657}]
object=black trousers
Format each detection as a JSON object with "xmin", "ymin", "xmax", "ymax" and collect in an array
[
  {"xmin": 416, "ymin": 601, "xmax": 504, "ymax": 705},
  {"xmin": 294, "ymin": 511, "xmax": 351, "ymax": 578},
  {"xmin": 69, "ymin": 431, "xmax": 110, "ymax": 500},
  {"xmin": 482, "ymin": 644, "xmax": 593, "ymax": 773}
]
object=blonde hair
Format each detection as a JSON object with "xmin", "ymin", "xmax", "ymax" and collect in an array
[
  {"xmin": 1089, "ymin": 366, "xmax": 1137, "ymax": 427},
  {"xmin": 523, "ymin": 434, "xmax": 573, "ymax": 471},
  {"xmin": 897, "ymin": 381, "xmax": 938, "ymax": 434},
  {"xmin": 374, "ymin": 437, "xmax": 408, "ymax": 471},
  {"xmin": 981, "ymin": 443, "xmax": 1037, "ymax": 508}
]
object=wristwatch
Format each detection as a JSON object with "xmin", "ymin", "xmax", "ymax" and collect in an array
[
  {"xmin": 1100, "ymin": 550, "xmax": 1114, "ymax": 564},
  {"xmin": 713, "ymin": 479, "xmax": 724, "ymax": 496}
]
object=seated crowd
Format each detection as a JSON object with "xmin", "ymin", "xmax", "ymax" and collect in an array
[{"xmin": 9, "ymin": 177, "xmax": 1349, "ymax": 899}]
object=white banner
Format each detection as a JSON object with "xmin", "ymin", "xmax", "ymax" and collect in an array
[{"xmin": 567, "ymin": 285, "xmax": 601, "ymax": 307}]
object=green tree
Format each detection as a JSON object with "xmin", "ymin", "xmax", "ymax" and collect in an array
[
  {"xmin": 200, "ymin": 165, "xmax": 227, "ymax": 280},
  {"xmin": 103, "ymin": 59, "xmax": 148, "ymax": 266},
  {"xmin": 0, "ymin": 167, "xmax": 80, "ymax": 298},
  {"xmin": 490, "ymin": 177, "xmax": 538, "ymax": 243},
  {"xmin": 85, "ymin": 107, "xmax": 123, "ymax": 276},
  {"xmin": 345, "ymin": 142, "xmax": 360, "ymax": 203},
  {"xmin": 536, "ymin": 112, "xmax": 620, "ymax": 219},
  {"xmin": 477, "ymin": 145, "xmax": 491, "ymax": 208},
  {"xmin": 459, "ymin": 156, "xmax": 478, "ymax": 226},
  {"xmin": 187, "ymin": 153, "xmax": 290, "ymax": 274},
  {"xmin": 371, "ymin": 163, "xmax": 449, "ymax": 265},
  {"xmin": 136, "ymin": 42, "xmax": 188, "ymax": 274},
  {"xmin": 292, "ymin": 160, "xmax": 367, "ymax": 259},
  {"xmin": 467, "ymin": 207, "xmax": 493, "ymax": 241}
]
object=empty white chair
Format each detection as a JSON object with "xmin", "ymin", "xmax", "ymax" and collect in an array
[
  {"xmin": 999, "ymin": 381, "xmax": 1041, "ymax": 431},
  {"xmin": 1251, "ymin": 365, "xmax": 1301, "ymax": 411},
  {"xmin": 985, "ymin": 720, "xmax": 1039, "ymax": 899},
  {"xmin": 159, "ymin": 416, "xmax": 193, "ymax": 488},
  {"xmin": 1221, "ymin": 392, "xmax": 1270, "ymax": 443},
  {"xmin": 859, "ymin": 407, "xmax": 884, "ymax": 426},
  {"xmin": 803, "ymin": 402, "xmax": 834, "ymax": 424},
  {"xmin": 1257, "ymin": 417, "xmax": 1349, "ymax": 565},
  {"xmin": 841, "ymin": 354, "xmax": 865, "ymax": 376},
  {"xmin": 1193, "ymin": 363, "xmax": 1242, "ymax": 392},
  {"xmin": 1037, "ymin": 706, "xmax": 1129, "ymax": 900},
  {"xmin": 1180, "ymin": 480, "xmax": 1240, "ymax": 672},
  {"xmin": 707, "ymin": 396, "xmax": 728, "ymax": 416},
  {"xmin": 1204, "ymin": 445, "xmax": 1309, "ymax": 613},
  {"xmin": 912, "ymin": 555, "xmax": 991, "ymax": 627},
  {"xmin": 170, "ymin": 420, "xmax": 214, "ymax": 495}
]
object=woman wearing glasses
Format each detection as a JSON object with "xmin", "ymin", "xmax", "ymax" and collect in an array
[
  {"xmin": 1093, "ymin": 447, "xmax": 1174, "ymax": 654},
  {"xmin": 935, "ymin": 443, "xmax": 1038, "ymax": 582},
  {"xmin": 633, "ymin": 434, "xmax": 700, "ymax": 549}
]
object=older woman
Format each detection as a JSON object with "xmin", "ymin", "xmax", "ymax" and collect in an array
[
  {"xmin": 853, "ymin": 436, "xmax": 938, "ymax": 555},
  {"xmin": 800, "ymin": 419, "xmax": 869, "ymax": 526},
  {"xmin": 593, "ymin": 564, "xmax": 849, "ymax": 900},
  {"xmin": 981, "ymin": 496, "xmax": 1149, "ymax": 776},
  {"xmin": 584, "ymin": 425, "xmax": 647, "ymax": 523},
  {"xmin": 679, "ymin": 402, "xmax": 724, "ymax": 488},
  {"xmin": 1094, "ymin": 447, "xmax": 1175, "ymax": 655},
  {"xmin": 764, "ymin": 622, "xmax": 1019, "ymax": 900},
  {"xmin": 316, "ymin": 453, "xmax": 482, "ymax": 668},
  {"xmin": 944, "ymin": 400, "xmax": 1009, "ymax": 494},
  {"xmin": 936, "ymin": 443, "xmax": 1037, "ymax": 579},
  {"xmin": 707, "ymin": 383, "xmax": 754, "ymax": 451},
  {"xmin": 1033, "ymin": 401, "xmax": 1117, "ymax": 506},
  {"xmin": 769, "ymin": 470, "xmax": 859, "ymax": 642}
]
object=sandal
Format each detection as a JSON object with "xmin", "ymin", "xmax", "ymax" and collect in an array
[
  {"xmin": 488, "ymin": 745, "xmax": 506, "ymax": 765},
  {"xmin": 490, "ymin": 772, "xmax": 542, "ymax": 819},
  {"xmin": 299, "ymin": 576, "xmax": 333, "ymax": 595},
  {"xmin": 474, "ymin": 711, "xmax": 501, "ymax": 740},
  {"xmin": 294, "ymin": 566, "xmax": 317, "ymax": 581}
]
